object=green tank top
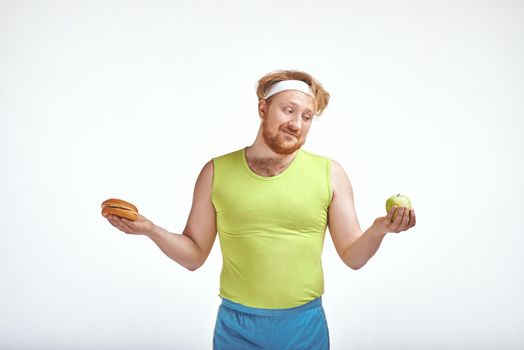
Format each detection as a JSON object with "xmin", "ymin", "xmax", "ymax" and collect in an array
[{"xmin": 211, "ymin": 146, "xmax": 333, "ymax": 309}]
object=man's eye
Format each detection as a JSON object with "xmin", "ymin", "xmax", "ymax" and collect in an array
[{"xmin": 285, "ymin": 108, "xmax": 293, "ymax": 113}]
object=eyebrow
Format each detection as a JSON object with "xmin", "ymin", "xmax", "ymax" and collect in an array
[{"xmin": 283, "ymin": 101, "xmax": 313, "ymax": 114}]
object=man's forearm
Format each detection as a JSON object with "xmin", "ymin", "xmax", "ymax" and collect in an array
[
  {"xmin": 146, "ymin": 225, "xmax": 203, "ymax": 271},
  {"xmin": 342, "ymin": 224, "xmax": 387, "ymax": 270}
]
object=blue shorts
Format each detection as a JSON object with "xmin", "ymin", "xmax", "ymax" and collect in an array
[{"xmin": 213, "ymin": 296, "xmax": 330, "ymax": 350}]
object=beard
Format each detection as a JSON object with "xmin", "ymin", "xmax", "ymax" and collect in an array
[{"xmin": 261, "ymin": 118, "xmax": 305, "ymax": 155}]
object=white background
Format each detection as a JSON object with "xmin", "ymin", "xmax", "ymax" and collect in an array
[{"xmin": 1, "ymin": 0, "xmax": 523, "ymax": 349}]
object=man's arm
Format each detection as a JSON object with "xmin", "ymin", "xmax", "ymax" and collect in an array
[
  {"xmin": 328, "ymin": 160, "xmax": 385, "ymax": 270},
  {"xmin": 147, "ymin": 159, "xmax": 217, "ymax": 271},
  {"xmin": 328, "ymin": 160, "xmax": 416, "ymax": 270}
]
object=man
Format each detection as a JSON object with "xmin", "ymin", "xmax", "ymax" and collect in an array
[{"xmin": 106, "ymin": 70, "xmax": 416, "ymax": 349}]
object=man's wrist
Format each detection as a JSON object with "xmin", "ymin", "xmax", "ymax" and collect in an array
[
  {"xmin": 370, "ymin": 222, "xmax": 388, "ymax": 238},
  {"xmin": 145, "ymin": 224, "xmax": 160, "ymax": 239}
]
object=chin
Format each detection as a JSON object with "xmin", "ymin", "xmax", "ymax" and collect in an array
[
  {"xmin": 262, "ymin": 131, "xmax": 305, "ymax": 155},
  {"xmin": 275, "ymin": 141, "xmax": 303, "ymax": 155}
]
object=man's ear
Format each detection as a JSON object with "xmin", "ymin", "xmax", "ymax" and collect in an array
[{"xmin": 258, "ymin": 99, "xmax": 268, "ymax": 119}]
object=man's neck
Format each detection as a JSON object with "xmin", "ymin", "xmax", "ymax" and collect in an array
[{"xmin": 244, "ymin": 144, "xmax": 300, "ymax": 177}]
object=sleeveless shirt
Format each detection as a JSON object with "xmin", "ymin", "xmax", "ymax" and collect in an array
[{"xmin": 211, "ymin": 146, "xmax": 333, "ymax": 308}]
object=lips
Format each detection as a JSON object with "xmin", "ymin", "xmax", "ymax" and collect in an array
[{"xmin": 282, "ymin": 129, "xmax": 299, "ymax": 138}]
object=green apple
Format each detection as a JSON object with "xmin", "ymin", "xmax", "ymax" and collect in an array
[{"xmin": 386, "ymin": 194, "xmax": 412, "ymax": 221}]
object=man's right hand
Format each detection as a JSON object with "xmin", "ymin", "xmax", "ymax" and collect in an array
[{"xmin": 107, "ymin": 213, "xmax": 155, "ymax": 236}]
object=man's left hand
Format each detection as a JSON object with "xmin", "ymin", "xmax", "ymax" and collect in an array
[{"xmin": 373, "ymin": 206, "xmax": 416, "ymax": 234}]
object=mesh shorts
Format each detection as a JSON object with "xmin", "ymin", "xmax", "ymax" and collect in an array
[{"xmin": 213, "ymin": 296, "xmax": 330, "ymax": 350}]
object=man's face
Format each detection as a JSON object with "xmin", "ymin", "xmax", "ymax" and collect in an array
[{"xmin": 259, "ymin": 90, "xmax": 316, "ymax": 156}]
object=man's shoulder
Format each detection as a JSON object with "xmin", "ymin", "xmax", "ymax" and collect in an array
[
  {"xmin": 212, "ymin": 147, "xmax": 244, "ymax": 162},
  {"xmin": 208, "ymin": 147, "xmax": 245, "ymax": 172},
  {"xmin": 300, "ymin": 148, "xmax": 332, "ymax": 163},
  {"xmin": 300, "ymin": 149, "xmax": 347, "ymax": 182}
]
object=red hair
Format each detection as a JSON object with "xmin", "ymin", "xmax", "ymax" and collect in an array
[{"xmin": 256, "ymin": 70, "xmax": 330, "ymax": 116}]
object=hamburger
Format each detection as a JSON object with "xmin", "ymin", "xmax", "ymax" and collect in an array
[{"xmin": 101, "ymin": 198, "xmax": 138, "ymax": 221}]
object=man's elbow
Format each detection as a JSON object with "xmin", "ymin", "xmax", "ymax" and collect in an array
[
  {"xmin": 185, "ymin": 256, "xmax": 206, "ymax": 271},
  {"xmin": 184, "ymin": 245, "xmax": 208, "ymax": 271},
  {"xmin": 341, "ymin": 251, "xmax": 365, "ymax": 270},
  {"xmin": 185, "ymin": 261, "xmax": 202, "ymax": 271},
  {"xmin": 346, "ymin": 260, "xmax": 365, "ymax": 270}
]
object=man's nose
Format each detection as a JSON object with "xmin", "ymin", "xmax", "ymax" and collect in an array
[
  {"xmin": 287, "ymin": 122, "xmax": 299, "ymax": 131},
  {"xmin": 287, "ymin": 118, "xmax": 301, "ymax": 131}
]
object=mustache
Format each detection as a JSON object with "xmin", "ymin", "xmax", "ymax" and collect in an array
[{"xmin": 281, "ymin": 128, "xmax": 300, "ymax": 137}]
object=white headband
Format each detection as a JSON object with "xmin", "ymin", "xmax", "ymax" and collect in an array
[{"xmin": 263, "ymin": 80, "xmax": 313, "ymax": 99}]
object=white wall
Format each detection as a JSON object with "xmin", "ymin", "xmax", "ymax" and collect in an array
[{"xmin": 1, "ymin": 0, "xmax": 523, "ymax": 348}]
